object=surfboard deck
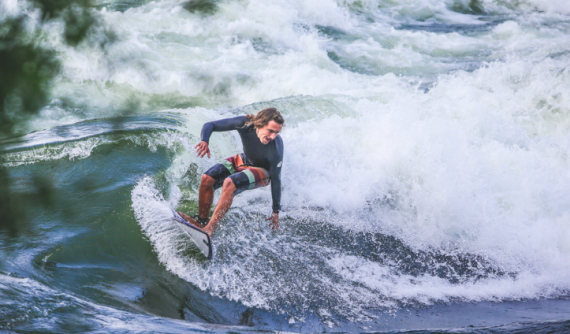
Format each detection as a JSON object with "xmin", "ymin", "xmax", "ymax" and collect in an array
[{"xmin": 171, "ymin": 209, "xmax": 213, "ymax": 260}]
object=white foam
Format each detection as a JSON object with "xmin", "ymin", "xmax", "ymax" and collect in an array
[
  {"xmin": 34, "ymin": 0, "xmax": 505, "ymax": 113},
  {"xmin": 132, "ymin": 54, "xmax": 570, "ymax": 319},
  {"xmin": 523, "ymin": 0, "xmax": 570, "ymax": 15},
  {"xmin": 329, "ymin": 255, "xmax": 570, "ymax": 303},
  {"xmin": 131, "ymin": 176, "xmax": 270, "ymax": 308},
  {"xmin": 1, "ymin": 131, "xmax": 187, "ymax": 167},
  {"xmin": 2, "ymin": 137, "xmax": 109, "ymax": 167},
  {"xmin": 0, "ymin": 0, "xmax": 21, "ymax": 17},
  {"xmin": 3, "ymin": 0, "xmax": 560, "ymax": 137}
]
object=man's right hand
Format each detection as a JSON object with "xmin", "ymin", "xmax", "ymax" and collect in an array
[{"xmin": 195, "ymin": 141, "xmax": 210, "ymax": 158}]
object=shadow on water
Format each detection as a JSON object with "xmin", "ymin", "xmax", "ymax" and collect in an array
[
  {"xmin": 183, "ymin": 0, "xmax": 218, "ymax": 16},
  {"xmin": 315, "ymin": 25, "xmax": 353, "ymax": 41},
  {"xmin": 397, "ymin": 19, "xmax": 507, "ymax": 36},
  {"xmin": 290, "ymin": 216, "xmax": 512, "ymax": 285}
]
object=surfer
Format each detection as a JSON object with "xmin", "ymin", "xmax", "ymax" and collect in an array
[{"xmin": 178, "ymin": 108, "xmax": 284, "ymax": 237}]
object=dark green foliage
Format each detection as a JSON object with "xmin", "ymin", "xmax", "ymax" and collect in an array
[
  {"xmin": 0, "ymin": 0, "xmax": 100, "ymax": 233},
  {"xmin": 60, "ymin": 5, "xmax": 97, "ymax": 46},
  {"xmin": 0, "ymin": 0, "xmax": 99, "ymax": 137},
  {"xmin": 0, "ymin": 17, "xmax": 59, "ymax": 136}
]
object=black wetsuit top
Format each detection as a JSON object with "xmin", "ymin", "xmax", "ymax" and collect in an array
[{"xmin": 201, "ymin": 116, "xmax": 283, "ymax": 213}]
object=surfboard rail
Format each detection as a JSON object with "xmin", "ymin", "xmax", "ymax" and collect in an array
[{"xmin": 171, "ymin": 209, "xmax": 213, "ymax": 260}]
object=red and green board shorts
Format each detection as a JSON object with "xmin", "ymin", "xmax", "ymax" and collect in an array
[{"xmin": 204, "ymin": 153, "xmax": 270, "ymax": 195}]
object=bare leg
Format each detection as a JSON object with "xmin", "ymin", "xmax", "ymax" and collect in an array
[
  {"xmin": 202, "ymin": 178, "xmax": 236, "ymax": 237},
  {"xmin": 178, "ymin": 174, "xmax": 215, "ymax": 229},
  {"xmin": 198, "ymin": 174, "xmax": 215, "ymax": 221}
]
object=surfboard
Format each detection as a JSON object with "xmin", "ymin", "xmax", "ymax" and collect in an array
[{"xmin": 171, "ymin": 209, "xmax": 213, "ymax": 260}]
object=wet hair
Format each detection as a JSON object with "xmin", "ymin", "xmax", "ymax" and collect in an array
[{"xmin": 245, "ymin": 108, "xmax": 285, "ymax": 129}]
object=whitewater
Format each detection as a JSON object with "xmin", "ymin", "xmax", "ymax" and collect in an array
[{"xmin": 1, "ymin": 0, "xmax": 570, "ymax": 332}]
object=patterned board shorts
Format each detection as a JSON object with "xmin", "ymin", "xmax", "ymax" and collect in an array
[{"xmin": 204, "ymin": 153, "xmax": 270, "ymax": 195}]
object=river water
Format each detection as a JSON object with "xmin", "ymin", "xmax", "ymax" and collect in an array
[{"xmin": 2, "ymin": 0, "xmax": 570, "ymax": 332}]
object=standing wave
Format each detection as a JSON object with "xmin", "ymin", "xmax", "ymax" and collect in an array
[{"xmin": 132, "ymin": 46, "xmax": 570, "ymax": 323}]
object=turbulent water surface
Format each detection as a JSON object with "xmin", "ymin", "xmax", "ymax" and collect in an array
[{"xmin": 2, "ymin": 0, "xmax": 570, "ymax": 332}]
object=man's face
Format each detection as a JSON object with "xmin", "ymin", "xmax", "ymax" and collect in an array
[{"xmin": 256, "ymin": 120, "xmax": 282, "ymax": 144}]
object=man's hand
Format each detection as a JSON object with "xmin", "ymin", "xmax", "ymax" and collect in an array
[
  {"xmin": 266, "ymin": 212, "xmax": 279, "ymax": 231},
  {"xmin": 195, "ymin": 141, "xmax": 210, "ymax": 158}
]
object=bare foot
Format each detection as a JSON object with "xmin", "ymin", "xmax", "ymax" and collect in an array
[{"xmin": 178, "ymin": 211, "xmax": 206, "ymax": 229}]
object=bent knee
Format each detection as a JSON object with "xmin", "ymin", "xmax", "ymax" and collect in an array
[
  {"xmin": 201, "ymin": 174, "xmax": 216, "ymax": 187},
  {"xmin": 222, "ymin": 177, "xmax": 236, "ymax": 191}
]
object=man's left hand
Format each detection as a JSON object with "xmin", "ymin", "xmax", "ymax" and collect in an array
[{"xmin": 266, "ymin": 212, "xmax": 279, "ymax": 231}]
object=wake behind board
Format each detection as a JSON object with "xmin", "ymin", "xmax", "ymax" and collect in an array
[{"xmin": 171, "ymin": 209, "xmax": 213, "ymax": 260}]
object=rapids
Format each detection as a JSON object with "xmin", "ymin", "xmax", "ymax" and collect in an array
[{"xmin": 2, "ymin": 0, "xmax": 570, "ymax": 332}]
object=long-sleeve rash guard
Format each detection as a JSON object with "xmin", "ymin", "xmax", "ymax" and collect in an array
[{"xmin": 200, "ymin": 116, "xmax": 283, "ymax": 213}]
